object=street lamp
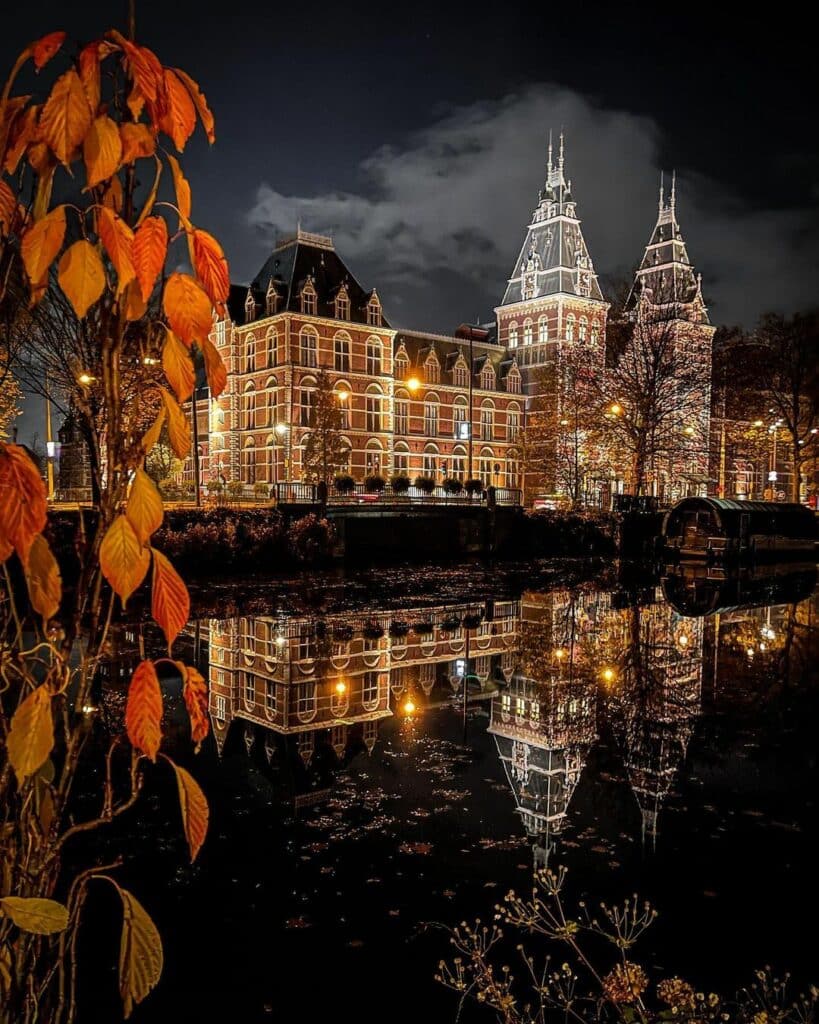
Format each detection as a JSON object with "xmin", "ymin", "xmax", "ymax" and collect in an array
[{"xmin": 406, "ymin": 377, "xmax": 421, "ymax": 393}]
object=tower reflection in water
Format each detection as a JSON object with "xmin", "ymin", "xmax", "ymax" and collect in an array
[{"xmin": 196, "ymin": 563, "xmax": 816, "ymax": 843}]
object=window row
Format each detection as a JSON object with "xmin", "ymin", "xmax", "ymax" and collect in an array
[{"xmin": 507, "ymin": 315, "xmax": 600, "ymax": 347}]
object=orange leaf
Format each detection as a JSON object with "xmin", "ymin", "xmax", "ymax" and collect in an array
[
  {"xmin": 57, "ymin": 239, "xmax": 105, "ymax": 319},
  {"xmin": 97, "ymin": 206, "xmax": 135, "ymax": 295},
  {"xmin": 0, "ymin": 181, "xmax": 15, "ymax": 235},
  {"xmin": 166, "ymin": 153, "xmax": 191, "ymax": 226},
  {"xmin": 192, "ymin": 229, "xmax": 229, "ymax": 306},
  {"xmin": 122, "ymin": 279, "xmax": 147, "ymax": 321},
  {"xmin": 177, "ymin": 663, "xmax": 209, "ymax": 746},
  {"xmin": 0, "ymin": 443, "xmax": 48, "ymax": 563},
  {"xmin": 21, "ymin": 205, "xmax": 66, "ymax": 304},
  {"xmin": 119, "ymin": 122, "xmax": 155, "ymax": 164},
  {"xmin": 100, "ymin": 174, "xmax": 123, "ymax": 213},
  {"xmin": 108, "ymin": 31, "xmax": 163, "ymax": 105},
  {"xmin": 132, "ymin": 215, "xmax": 167, "ymax": 302},
  {"xmin": 150, "ymin": 547, "xmax": 189, "ymax": 648},
  {"xmin": 159, "ymin": 69, "xmax": 196, "ymax": 152},
  {"xmin": 4, "ymin": 104, "xmax": 39, "ymax": 176},
  {"xmin": 162, "ymin": 329, "xmax": 195, "ymax": 403},
  {"xmin": 99, "ymin": 514, "xmax": 150, "ymax": 605},
  {"xmin": 172, "ymin": 67, "xmax": 215, "ymax": 144},
  {"xmin": 39, "ymin": 68, "xmax": 92, "ymax": 167},
  {"xmin": 32, "ymin": 31, "xmax": 66, "ymax": 71},
  {"xmin": 162, "ymin": 273, "xmax": 212, "ymax": 347},
  {"xmin": 125, "ymin": 661, "xmax": 162, "ymax": 761},
  {"xmin": 26, "ymin": 534, "xmax": 62, "ymax": 622},
  {"xmin": 78, "ymin": 42, "xmax": 101, "ymax": 112},
  {"xmin": 126, "ymin": 83, "xmax": 146, "ymax": 121},
  {"xmin": 200, "ymin": 336, "xmax": 227, "ymax": 399},
  {"xmin": 165, "ymin": 757, "xmax": 208, "ymax": 860},
  {"xmin": 159, "ymin": 389, "xmax": 191, "ymax": 459},
  {"xmin": 6, "ymin": 685, "xmax": 53, "ymax": 783},
  {"xmin": 126, "ymin": 469, "xmax": 163, "ymax": 546},
  {"xmin": 83, "ymin": 114, "xmax": 122, "ymax": 189},
  {"xmin": 32, "ymin": 161, "xmax": 57, "ymax": 222}
]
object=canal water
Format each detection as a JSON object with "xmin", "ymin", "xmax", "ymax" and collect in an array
[{"xmin": 90, "ymin": 561, "xmax": 819, "ymax": 1023}]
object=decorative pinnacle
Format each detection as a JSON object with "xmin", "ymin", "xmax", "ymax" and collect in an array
[
  {"xmin": 659, "ymin": 170, "xmax": 665, "ymax": 212},
  {"xmin": 547, "ymin": 130, "xmax": 553, "ymax": 178},
  {"xmin": 558, "ymin": 130, "xmax": 565, "ymax": 176},
  {"xmin": 670, "ymin": 170, "xmax": 676, "ymax": 216}
]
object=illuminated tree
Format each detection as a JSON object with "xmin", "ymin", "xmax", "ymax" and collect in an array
[{"xmin": 302, "ymin": 368, "xmax": 350, "ymax": 485}]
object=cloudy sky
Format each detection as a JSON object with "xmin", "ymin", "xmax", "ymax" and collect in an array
[{"xmin": 3, "ymin": 1, "xmax": 817, "ymax": 437}]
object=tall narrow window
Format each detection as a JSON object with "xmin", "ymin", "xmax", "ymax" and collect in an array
[
  {"xmin": 507, "ymin": 407, "xmax": 520, "ymax": 442},
  {"xmin": 424, "ymin": 357, "xmax": 440, "ymax": 384},
  {"xmin": 424, "ymin": 400, "xmax": 439, "ymax": 437},
  {"xmin": 579, "ymin": 316, "xmax": 588, "ymax": 341},
  {"xmin": 300, "ymin": 329, "xmax": 317, "ymax": 368},
  {"xmin": 366, "ymin": 339, "xmax": 382, "ymax": 375},
  {"xmin": 538, "ymin": 316, "xmax": 548, "ymax": 343},
  {"xmin": 246, "ymin": 335, "xmax": 256, "ymax": 373},
  {"xmin": 244, "ymin": 291, "xmax": 256, "ymax": 323},
  {"xmin": 523, "ymin": 320, "xmax": 533, "ymax": 345},
  {"xmin": 480, "ymin": 406, "xmax": 493, "ymax": 441},
  {"xmin": 453, "ymin": 362, "xmax": 468, "ymax": 387},
  {"xmin": 366, "ymin": 391, "xmax": 381, "ymax": 432},
  {"xmin": 334, "ymin": 336, "xmax": 350, "ymax": 372},
  {"xmin": 335, "ymin": 289, "xmax": 350, "ymax": 320},
  {"xmin": 301, "ymin": 281, "xmax": 317, "ymax": 316},
  {"xmin": 508, "ymin": 323, "xmax": 519, "ymax": 348},
  {"xmin": 395, "ymin": 398, "xmax": 409, "ymax": 434},
  {"xmin": 299, "ymin": 384, "xmax": 316, "ymax": 427},
  {"xmin": 367, "ymin": 295, "xmax": 382, "ymax": 326},
  {"xmin": 566, "ymin": 315, "xmax": 575, "ymax": 342}
]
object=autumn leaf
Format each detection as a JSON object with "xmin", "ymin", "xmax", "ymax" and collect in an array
[
  {"xmin": 6, "ymin": 685, "xmax": 53, "ymax": 782},
  {"xmin": 108, "ymin": 30, "xmax": 164, "ymax": 105},
  {"xmin": 0, "ymin": 181, "xmax": 15, "ymax": 235},
  {"xmin": 132, "ymin": 215, "xmax": 167, "ymax": 302},
  {"xmin": 159, "ymin": 68, "xmax": 196, "ymax": 152},
  {"xmin": 159, "ymin": 388, "xmax": 191, "ymax": 458},
  {"xmin": 0, "ymin": 897, "xmax": 68, "ymax": 934},
  {"xmin": 200, "ymin": 336, "xmax": 227, "ymax": 398},
  {"xmin": 111, "ymin": 882, "xmax": 163, "ymax": 1018},
  {"xmin": 192, "ymin": 229, "xmax": 229, "ymax": 307},
  {"xmin": 163, "ymin": 757, "xmax": 208, "ymax": 861},
  {"xmin": 100, "ymin": 174, "xmax": 123, "ymax": 214},
  {"xmin": 3, "ymin": 104, "xmax": 39, "ymax": 176},
  {"xmin": 21, "ymin": 205, "xmax": 66, "ymax": 303},
  {"xmin": 125, "ymin": 660, "xmax": 162, "ymax": 761},
  {"xmin": 39, "ymin": 68, "xmax": 92, "ymax": 166},
  {"xmin": 172, "ymin": 67, "xmax": 215, "ymax": 144},
  {"xmin": 32, "ymin": 31, "xmax": 67, "ymax": 71},
  {"xmin": 32, "ymin": 160, "xmax": 57, "ymax": 222},
  {"xmin": 162, "ymin": 272, "xmax": 212, "ymax": 348},
  {"xmin": 150, "ymin": 548, "xmax": 189, "ymax": 648},
  {"xmin": 119, "ymin": 122, "xmax": 156, "ymax": 164},
  {"xmin": 166, "ymin": 153, "xmax": 191, "ymax": 226},
  {"xmin": 98, "ymin": 207, "xmax": 135, "ymax": 295},
  {"xmin": 122, "ymin": 279, "xmax": 147, "ymax": 321},
  {"xmin": 99, "ymin": 514, "xmax": 150, "ymax": 604},
  {"xmin": 162, "ymin": 328, "xmax": 194, "ymax": 403},
  {"xmin": 26, "ymin": 534, "xmax": 62, "ymax": 622},
  {"xmin": 78, "ymin": 42, "xmax": 101, "ymax": 112},
  {"xmin": 126, "ymin": 469, "xmax": 163, "ymax": 545},
  {"xmin": 0, "ymin": 443, "xmax": 48, "ymax": 563},
  {"xmin": 177, "ymin": 662, "xmax": 209, "ymax": 746},
  {"xmin": 57, "ymin": 239, "xmax": 105, "ymax": 319},
  {"xmin": 141, "ymin": 409, "xmax": 165, "ymax": 455},
  {"xmin": 83, "ymin": 114, "xmax": 122, "ymax": 188}
]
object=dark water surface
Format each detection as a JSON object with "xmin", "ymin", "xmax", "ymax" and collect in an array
[{"xmin": 87, "ymin": 560, "xmax": 819, "ymax": 1022}]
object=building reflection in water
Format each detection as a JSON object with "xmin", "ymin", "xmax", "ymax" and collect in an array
[{"xmin": 194, "ymin": 564, "xmax": 816, "ymax": 839}]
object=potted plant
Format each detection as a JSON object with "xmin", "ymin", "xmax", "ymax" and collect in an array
[
  {"xmin": 464, "ymin": 478, "xmax": 484, "ymax": 496},
  {"xmin": 391, "ymin": 473, "xmax": 411, "ymax": 493},
  {"xmin": 333, "ymin": 623, "xmax": 355, "ymax": 642},
  {"xmin": 413, "ymin": 475, "xmax": 435, "ymax": 494},
  {"xmin": 443, "ymin": 477, "xmax": 463, "ymax": 494},
  {"xmin": 364, "ymin": 474, "xmax": 386, "ymax": 493},
  {"xmin": 462, "ymin": 611, "xmax": 483, "ymax": 630},
  {"xmin": 227, "ymin": 479, "xmax": 245, "ymax": 500},
  {"xmin": 362, "ymin": 619, "xmax": 385, "ymax": 640},
  {"xmin": 254, "ymin": 480, "xmax": 269, "ymax": 499},
  {"xmin": 389, "ymin": 620, "xmax": 410, "ymax": 638},
  {"xmin": 207, "ymin": 480, "xmax": 224, "ymax": 496},
  {"xmin": 334, "ymin": 473, "xmax": 355, "ymax": 494},
  {"xmin": 441, "ymin": 615, "xmax": 462, "ymax": 632},
  {"xmin": 412, "ymin": 620, "xmax": 434, "ymax": 635}
]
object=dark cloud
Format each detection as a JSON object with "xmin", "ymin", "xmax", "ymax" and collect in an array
[{"xmin": 247, "ymin": 84, "xmax": 819, "ymax": 332}]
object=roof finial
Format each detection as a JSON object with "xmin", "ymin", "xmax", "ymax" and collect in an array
[
  {"xmin": 658, "ymin": 170, "xmax": 665, "ymax": 212},
  {"xmin": 547, "ymin": 130, "xmax": 553, "ymax": 178},
  {"xmin": 558, "ymin": 130, "xmax": 565, "ymax": 177},
  {"xmin": 670, "ymin": 170, "xmax": 676, "ymax": 217}
]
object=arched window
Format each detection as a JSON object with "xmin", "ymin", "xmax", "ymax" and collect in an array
[
  {"xmin": 264, "ymin": 681, "xmax": 276, "ymax": 719},
  {"xmin": 394, "ymin": 390, "xmax": 409, "ymax": 435},
  {"xmin": 506, "ymin": 368, "xmax": 521, "ymax": 395},
  {"xmin": 260, "ymin": 434, "xmax": 276, "ymax": 483},
  {"xmin": 394, "ymin": 350, "xmax": 409, "ymax": 378},
  {"xmin": 296, "ymin": 682, "xmax": 317, "ymax": 722},
  {"xmin": 299, "ymin": 327, "xmax": 318, "ymax": 368},
  {"xmin": 452, "ymin": 444, "xmax": 467, "ymax": 480},
  {"xmin": 242, "ymin": 383, "xmax": 256, "ymax": 430},
  {"xmin": 367, "ymin": 293, "xmax": 382, "ymax": 327},
  {"xmin": 590, "ymin": 320, "xmax": 600, "ymax": 344},
  {"xmin": 523, "ymin": 319, "xmax": 533, "ymax": 345},
  {"xmin": 508, "ymin": 322, "xmax": 519, "ymax": 348},
  {"xmin": 300, "ymin": 279, "xmax": 317, "ymax": 316},
  {"xmin": 480, "ymin": 363, "xmax": 495, "ymax": 391},
  {"xmin": 453, "ymin": 358, "xmax": 469, "ymax": 388},
  {"xmin": 538, "ymin": 316, "xmax": 548, "ymax": 343},
  {"xmin": 480, "ymin": 400, "xmax": 494, "ymax": 441},
  {"xmin": 507, "ymin": 402, "xmax": 521, "ymax": 442},
  {"xmin": 244, "ymin": 290, "xmax": 256, "ymax": 324},
  {"xmin": 423, "ymin": 394, "xmax": 439, "ymax": 437},
  {"xmin": 263, "ymin": 328, "xmax": 276, "ymax": 368},
  {"xmin": 422, "ymin": 443, "xmax": 439, "ymax": 479},
  {"xmin": 265, "ymin": 281, "xmax": 278, "ymax": 316},
  {"xmin": 393, "ymin": 442, "xmax": 410, "ymax": 476},
  {"xmin": 335, "ymin": 380, "xmax": 351, "ymax": 429},
  {"xmin": 424, "ymin": 354, "xmax": 440, "ymax": 384},
  {"xmin": 299, "ymin": 376, "xmax": 317, "ymax": 427},
  {"xmin": 260, "ymin": 375, "xmax": 277, "ymax": 427},
  {"xmin": 365, "ymin": 438, "xmax": 383, "ymax": 476},
  {"xmin": 241, "ymin": 437, "xmax": 256, "ymax": 484},
  {"xmin": 334, "ymin": 332, "xmax": 351, "ymax": 372},
  {"xmin": 566, "ymin": 314, "xmax": 575, "ymax": 342},
  {"xmin": 362, "ymin": 671, "xmax": 381, "ymax": 710},
  {"xmin": 366, "ymin": 337, "xmax": 382, "ymax": 375},
  {"xmin": 334, "ymin": 286, "xmax": 350, "ymax": 321},
  {"xmin": 479, "ymin": 447, "xmax": 495, "ymax": 486},
  {"xmin": 579, "ymin": 316, "xmax": 588, "ymax": 341},
  {"xmin": 452, "ymin": 395, "xmax": 468, "ymax": 440},
  {"xmin": 242, "ymin": 672, "xmax": 255, "ymax": 709},
  {"xmin": 245, "ymin": 334, "xmax": 256, "ymax": 373},
  {"xmin": 365, "ymin": 384, "xmax": 382, "ymax": 432}
]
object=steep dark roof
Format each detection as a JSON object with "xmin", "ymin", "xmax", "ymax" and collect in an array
[{"xmin": 228, "ymin": 231, "xmax": 389, "ymax": 328}]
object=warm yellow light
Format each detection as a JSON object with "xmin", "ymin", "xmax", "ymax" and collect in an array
[
  {"xmin": 406, "ymin": 377, "xmax": 421, "ymax": 393},
  {"xmin": 336, "ymin": 389, "xmax": 349, "ymax": 402},
  {"xmin": 403, "ymin": 698, "xmax": 416, "ymax": 715},
  {"xmin": 335, "ymin": 681, "xmax": 347, "ymax": 694},
  {"xmin": 78, "ymin": 373, "xmax": 95, "ymax": 385},
  {"xmin": 275, "ymin": 422, "xmax": 288, "ymax": 436},
  {"xmin": 143, "ymin": 356, "xmax": 159, "ymax": 366},
  {"xmin": 601, "ymin": 667, "xmax": 615, "ymax": 683},
  {"xmin": 753, "ymin": 420, "xmax": 764, "ymax": 428},
  {"xmin": 746, "ymin": 647, "xmax": 755, "ymax": 657},
  {"xmin": 559, "ymin": 418, "xmax": 569, "ymax": 426},
  {"xmin": 609, "ymin": 403, "xmax": 622, "ymax": 416},
  {"xmin": 678, "ymin": 634, "xmax": 689, "ymax": 647},
  {"xmin": 684, "ymin": 426, "xmax": 695, "ymax": 436},
  {"xmin": 275, "ymin": 634, "xmax": 286, "ymax": 647},
  {"xmin": 553, "ymin": 648, "xmax": 566, "ymax": 661}
]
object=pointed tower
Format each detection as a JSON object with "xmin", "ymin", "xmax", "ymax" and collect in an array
[{"xmin": 496, "ymin": 132, "xmax": 609, "ymax": 384}]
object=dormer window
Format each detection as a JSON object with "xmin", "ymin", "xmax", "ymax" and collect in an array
[
  {"xmin": 367, "ymin": 293, "xmax": 382, "ymax": 326},
  {"xmin": 244, "ymin": 290, "xmax": 256, "ymax": 324},
  {"xmin": 424, "ymin": 354, "xmax": 440, "ymax": 385},
  {"xmin": 507, "ymin": 370, "xmax": 521, "ymax": 395},
  {"xmin": 300, "ymin": 279, "xmax": 317, "ymax": 316},
  {"xmin": 265, "ymin": 281, "xmax": 279, "ymax": 316},
  {"xmin": 453, "ymin": 360, "xmax": 468, "ymax": 388},
  {"xmin": 335, "ymin": 286, "xmax": 350, "ymax": 321},
  {"xmin": 394, "ymin": 350, "xmax": 409, "ymax": 378},
  {"xmin": 480, "ymin": 364, "xmax": 494, "ymax": 390}
]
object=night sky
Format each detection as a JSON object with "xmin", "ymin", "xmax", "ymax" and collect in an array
[{"xmin": 3, "ymin": 2, "xmax": 817, "ymax": 437}]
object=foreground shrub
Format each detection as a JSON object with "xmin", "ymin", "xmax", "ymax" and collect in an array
[
  {"xmin": 364, "ymin": 474, "xmax": 386, "ymax": 493},
  {"xmin": 334, "ymin": 474, "xmax": 355, "ymax": 493},
  {"xmin": 391, "ymin": 474, "xmax": 411, "ymax": 493},
  {"xmin": 414, "ymin": 475, "xmax": 436, "ymax": 494},
  {"xmin": 288, "ymin": 514, "xmax": 336, "ymax": 564}
]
